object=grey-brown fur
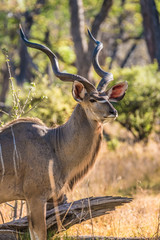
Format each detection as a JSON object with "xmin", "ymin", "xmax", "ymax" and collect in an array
[
  {"xmin": 0, "ymin": 117, "xmax": 45, "ymax": 132},
  {"xmin": 0, "ymin": 103, "xmax": 104, "ymax": 240},
  {"xmin": 0, "ymin": 104, "xmax": 103, "ymax": 197},
  {"xmin": 68, "ymin": 132, "xmax": 102, "ymax": 190}
]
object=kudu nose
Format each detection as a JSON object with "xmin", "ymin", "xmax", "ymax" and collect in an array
[{"xmin": 109, "ymin": 108, "xmax": 118, "ymax": 116}]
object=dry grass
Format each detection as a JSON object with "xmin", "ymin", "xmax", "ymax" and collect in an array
[
  {"xmin": 65, "ymin": 194, "xmax": 160, "ymax": 238},
  {"xmin": 0, "ymin": 122, "xmax": 160, "ymax": 238},
  {"xmin": 0, "ymin": 201, "xmax": 27, "ymax": 224},
  {"xmin": 65, "ymin": 122, "xmax": 160, "ymax": 238}
]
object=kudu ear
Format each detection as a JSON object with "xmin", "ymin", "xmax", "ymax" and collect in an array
[
  {"xmin": 106, "ymin": 81, "xmax": 128, "ymax": 102},
  {"xmin": 72, "ymin": 81, "xmax": 87, "ymax": 102}
]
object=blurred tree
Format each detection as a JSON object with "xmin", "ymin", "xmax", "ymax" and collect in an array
[
  {"xmin": 113, "ymin": 63, "xmax": 160, "ymax": 141},
  {"xmin": 140, "ymin": 0, "xmax": 160, "ymax": 68},
  {"xmin": 17, "ymin": 0, "xmax": 46, "ymax": 85},
  {"xmin": 104, "ymin": 0, "xmax": 144, "ymax": 69},
  {"xmin": 108, "ymin": 0, "xmax": 126, "ymax": 69},
  {"xmin": 69, "ymin": 0, "xmax": 113, "ymax": 80},
  {"xmin": 0, "ymin": 0, "xmax": 47, "ymax": 104}
]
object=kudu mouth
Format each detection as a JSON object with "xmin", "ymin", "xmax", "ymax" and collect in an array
[
  {"xmin": 103, "ymin": 111, "xmax": 118, "ymax": 124},
  {"xmin": 104, "ymin": 111, "xmax": 118, "ymax": 120},
  {"xmin": 103, "ymin": 101, "xmax": 118, "ymax": 121},
  {"xmin": 107, "ymin": 113, "xmax": 118, "ymax": 119}
]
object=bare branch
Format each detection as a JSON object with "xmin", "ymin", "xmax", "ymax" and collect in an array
[
  {"xmin": 69, "ymin": 0, "xmax": 88, "ymax": 77},
  {"xmin": 88, "ymin": 0, "xmax": 113, "ymax": 76},
  {"xmin": 140, "ymin": 0, "xmax": 160, "ymax": 68},
  {"xmin": 120, "ymin": 33, "xmax": 143, "ymax": 68},
  {"xmin": 108, "ymin": 0, "xmax": 126, "ymax": 69},
  {"xmin": 90, "ymin": 0, "xmax": 113, "ymax": 39},
  {"xmin": 17, "ymin": 0, "xmax": 46, "ymax": 84},
  {"xmin": 69, "ymin": 0, "xmax": 113, "ymax": 79},
  {"xmin": 122, "ymin": 34, "xmax": 144, "ymax": 43}
]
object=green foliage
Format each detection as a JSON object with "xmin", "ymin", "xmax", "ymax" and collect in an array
[
  {"xmin": 118, "ymin": 168, "xmax": 160, "ymax": 196},
  {"xmin": 107, "ymin": 137, "xmax": 119, "ymax": 151},
  {"xmin": 112, "ymin": 63, "xmax": 160, "ymax": 141},
  {"xmin": 19, "ymin": 231, "xmax": 30, "ymax": 240},
  {"xmin": 109, "ymin": 0, "xmax": 142, "ymax": 37},
  {"xmin": 3, "ymin": 74, "xmax": 75, "ymax": 127},
  {"xmin": 155, "ymin": 0, "xmax": 160, "ymax": 13},
  {"xmin": 26, "ymin": 78, "xmax": 74, "ymax": 126},
  {"xmin": 1, "ymin": 48, "xmax": 75, "ymax": 127},
  {"xmin": 2, "ymin": 48, "xmax": 33, "ymax": 120}
]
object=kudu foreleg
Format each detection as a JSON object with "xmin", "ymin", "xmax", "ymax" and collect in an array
[{"xmin": 26, "ymin": 198, "xmax": 46, "ymax": 240}]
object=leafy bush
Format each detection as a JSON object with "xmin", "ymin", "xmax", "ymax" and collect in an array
[
  {"xmin": 21, "ymin": 77, "xmax": 74, "ymax": 126},
  {"xmin": 111, "ymin": 63, "xmax": 160, "ymax": 141},
  {"xmin": 3, "ymin": 75, "xmax": 75, "ymax": 127},
  {"xmin": 107, "ymin": 137, "xmax": 120, "ymax": 151}
]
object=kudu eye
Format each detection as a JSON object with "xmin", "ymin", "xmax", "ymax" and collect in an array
[{"xmin": 89, "ymin": 99, "xmax": 97, "ymax": 103}]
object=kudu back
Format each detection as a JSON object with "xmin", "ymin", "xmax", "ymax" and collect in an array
[{"xmin": 0, "ymin": 27, "xmax": 128, "ymax": 240}]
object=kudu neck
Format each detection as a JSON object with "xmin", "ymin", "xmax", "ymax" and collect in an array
[
  {"xmin": 49, "ymin": 104, "xmax": 102, "ymax": 184},
  {"xmin": 60, "ymin": 104, "xmax": 102, "ymax": 145},
  {"xmin": 68, "ymin": 104, "xmax": 102, "ymax": 131}
]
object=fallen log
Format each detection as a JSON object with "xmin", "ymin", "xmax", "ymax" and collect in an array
[{"xmin": 0, "ymin": 196, "xmax": 132, "ymax": 239}]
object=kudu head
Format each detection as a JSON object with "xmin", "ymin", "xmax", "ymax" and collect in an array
[{"xmin": 20, "ymin": 26, "xmax": 128, "ymax": 124}]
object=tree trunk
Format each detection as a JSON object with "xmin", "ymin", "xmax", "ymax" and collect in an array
[
  {"xmin": 140, "ymin": 0, "xmax": 160, "ymax": 68},
  {"xmin": 17, "ymin": 0, "xmax": 46, "ymax": 84},
  {"xmin": 69, "ymin": 0, "xmax": 113, "ymax": 80},
  {"xmin": 0, "ymin": 64, "xmax": 9, "ymax": 103},
  {"xmin": 69, "ymin": 0, "xmax": 89, "ymax": 78},
  {"xmin": 0, "ymin": 196, "xmax": 132, "ymax": 239}
]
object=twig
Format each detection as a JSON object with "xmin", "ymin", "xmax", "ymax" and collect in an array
[
  {"xmin": 19, "ymin": 201, "xmax": 25, "ymax": 219},
  {"xmin": 13, "ymin": 201, "xmax": 17, "ymax": 221},
  {"xmin": 0, "ymin": 211, "xmax": 4, "ymax": 224},
  {"xmin": 88, "ymin": 197, "xmax": 94, "ymax": 240},
  {"xmin": 61, "ymin": 201, "xmax": 73, "ymax": 225},
  {"xmin": 0, "ymin": 110, "xmax": 9, "ymax": 116},
  {"xmin": 87, "ymin": 181, "xmax": 94, "ymax": 239},
  {"xmin": 21, "ymin": 97, "xmax": 46, "ymax": 117},
  {"xmin": 5, "ymin": 203, "xmax": 15, "ymax": 209},
  {"xmin": 21, "ymin": 87, "xmax": 33, "ymax": 114},
  {"xmin": 2, "ymin": 49, "xmax": 20, "ymax": 119}
]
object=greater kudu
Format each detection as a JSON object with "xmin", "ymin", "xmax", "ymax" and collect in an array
[{"xmin": 0, "ymin": 26, "xmax": 128, "ymax": 240}]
